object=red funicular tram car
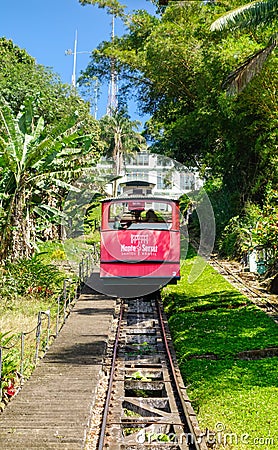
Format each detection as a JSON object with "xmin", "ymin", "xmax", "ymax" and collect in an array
[{"xmin": 100, "ymin": 196, "xmax": 180, "ymax": 289}]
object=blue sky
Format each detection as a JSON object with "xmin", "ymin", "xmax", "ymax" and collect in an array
[{"xmin": 1, "ymin": 0, "xmax": 156, "ymax": 120}]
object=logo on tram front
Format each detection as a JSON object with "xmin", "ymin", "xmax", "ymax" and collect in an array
[{"xmin": 120, "ymin": 234, "xmax": 158, "ymax": 257}]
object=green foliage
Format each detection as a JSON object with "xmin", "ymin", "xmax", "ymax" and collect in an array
[
  {"xmin": 170, "ymin": 306, "xmax": 278, "ymax": 359},
  {"xmin": 78, "ymin": 0, "xmax": 125, "ymax": 17},
  {"xmin": 193, "ymin": 178, "xmax": 240, "ymax": 242},
  {"xmin": 162, "ymin": 251, "xmax": 278, "ymax": 447},
  {"xmin": 36, "ymin": 241, "xmax": 66, "ymax": 261},
  {"xmin": 127, "ymin": 371, "xmax": 152, "ymax": 381},
  {"xmin": 50, "ymin": 249, "xmax": 67, "ymax": 261},
  {"xmin": 178, "ymin": 194, "xmax": 192, "ymax": 216},
  {"xmin": 123, "ymin": 408, "xmax": 141, "ymax": 418},
  {"xmin": 84, "ymin": 203, "xmax": 102, "ymax": 234},
  {"xmin": 219, "ymin": 187, "xmax": 278, "ymax": 258},
  {"xmin": 79, "ymin": 1, "xmax": 277, "ymax": 251},
  {"xmin": 183, "ymin": 359, "xmax": 278, "ymax": 449},
  {"xmin": 0, "ymin": 95, "xmax": 100, "ymax": 260},
  {"xmin": 211, "ymin": 0, "xmax": 278, "ymax": 32},
  {"xmin": 0, "ymin": 38, "xmax": 99, "ymax": 135},
  {"xmin": 99, "ymin": 109, "xmax": 146, "ymax": 161},
  {"xmin": 211, "ymin": 0, "xmax": 278, "ymax": 94},
  {"xmin": 0, "ymin": 257, "xmax": 64, "ymax": 299},
  {"xmin": 0, "ymin": 38, "xmax": 105, "ymax": 261},
  {"xmin": 0, "ymin": 332, "xmax": 20, "ymax": 391},
  {"xmin": 98, "ymin": 109, "xmax": 146, "ymax": 195}
]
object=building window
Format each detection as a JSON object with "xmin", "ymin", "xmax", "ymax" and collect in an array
[
  {"xmin": 126, "ymin": 170, "xmax": 148, "ymax": 181},
  {"xmin": 137, "ymin": 153, "xmax": 149, "ymax": 166},
  {"xmin": 156, "ymin": 155, "xmax": 172, "ymax": 167},
  {"xmin": 180, "ymin": 173, "xmax": 190, "ymax": 190},
  {"xmin": 157, "ymin": 172, "xmax": 164, "ymax": 189},
  {"xmin": 126, "ymin": 153, "xmax": 149, "ymax": 166},
  {"xmin": 180, "ymin": 172, "xmax": 195, "ymax": 191},
  {"xmin": 157, "ymin": 171, "xmax": 173, "ymax": 189}
]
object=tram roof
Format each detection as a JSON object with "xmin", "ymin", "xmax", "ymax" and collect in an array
[
  {"xmin": 101, "ymin": 195, "xmax": 180, "ymax": 203},
  {"xmin": 119, "ymin": 180, "xmax": 155, "ymax": 187}
]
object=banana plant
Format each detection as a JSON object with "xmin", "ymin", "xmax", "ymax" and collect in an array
[{"xmin": 0, "ymin": 96, "xmax": 96, "ymax": 261}]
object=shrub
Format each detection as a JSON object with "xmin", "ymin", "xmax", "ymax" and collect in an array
[
  {"xmin": 50, "ymin": 249, "xmax": 66, "ymax": 260},
  {"xmin": 219, "ymin": 189, "xmax": 278, "ymax": 262},
  {"xmin": 0, "ymin": 256, "xmax": 64, "ymax": 299},
  {"xmin": 0, "ymin": 332, "xmax": 20, "ymax": 393}
]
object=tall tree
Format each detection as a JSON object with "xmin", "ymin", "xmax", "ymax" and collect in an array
[
  {"xmin": 79, "ymin": 0, "xmax": 125, "ymax": 16},
  {"xmin": 79, "ymin": 1, "xmax": 277, "ymax": 214},
  {"xmin": 211, "ymin": 0, "xmax": 278, "ymax": 93},
  {"xmin": 0, "ymin": 38, "xmax": 98, "ymax": 136},
  {"xmin": 0, "ymin": 96, "xmax": 100, "ymax": 261},
  {"xmin": 99, "ymin": 109, "xmax": 146, "ymax": 194}
]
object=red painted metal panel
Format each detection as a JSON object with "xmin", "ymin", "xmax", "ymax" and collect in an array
[
  {"xmin": 100, "ymin": 198, "xmax": 180, "ymax": 281},
  {"xmin": 100, "ymin": 262, "xmax": 180, "ymax": 279},
  {"xmin": 101, "ymin": 230, "xmax": 179, "ymax": 262}
]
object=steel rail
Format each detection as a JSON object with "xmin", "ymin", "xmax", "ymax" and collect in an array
[
  {"xmin": 211, "ymin": 259, "xmax": 263, "ymax": 297},
  {"xmin": 97, "ymin": 299, "xmax": 124, "ymax": 450},
  {"xmin": 156, "ymin": 296, "xmax": 201, "ymax": 450},
  {"xmin": 191, "ymin": 237, "xmax": 272, "ymax": 302},
  {"xmin": 211, "ymin": 259, "xmax": 278, "ymax": 315},
  {"xmin": 97, "ymin": 295, "xmax": 206, "ymax": 449}
]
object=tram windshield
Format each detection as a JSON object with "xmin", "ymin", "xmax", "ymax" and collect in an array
[{"xmin": 108, "ymin": 200, "xmax": 173, "ymax": 230}]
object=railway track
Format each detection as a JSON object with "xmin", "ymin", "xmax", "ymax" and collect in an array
[
  {"xmin": 209, "ymin": 258, "xmax": 278, "ymax": 323},
  {"xmin": 96, "ymin": 294, "xmax": 207, "ymax": 450}
]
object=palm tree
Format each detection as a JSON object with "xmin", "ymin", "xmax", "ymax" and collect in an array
[
  {"xmin": 211, "ymin": 0, "xmax": 278, "ymax": 94},
  {"xmin": 99, "ymin": 110, "xmax": 146, "ymax": 195},
  {"xmin": 0, "ymin": 96, "xmax": 95, "ymax": 260}
]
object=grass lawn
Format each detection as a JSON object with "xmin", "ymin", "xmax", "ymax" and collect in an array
[
  {"xmin": 0, "ymin": 254, "xmax": 73, "ymax": 398},
  {"xmin": 162, "ymin": 248, "xmax": 278, "ymax": 449}
]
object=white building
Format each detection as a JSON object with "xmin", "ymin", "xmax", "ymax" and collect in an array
[{"xmin": 97, "ymin": 151, "xmax": 203, "ymax": 198}]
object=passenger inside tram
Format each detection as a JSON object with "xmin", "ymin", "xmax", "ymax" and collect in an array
[
  {"xmin": 109, "ymin": 202, "xmax": 171, "ymax": 230},
  {"xmin": 113, "ymin": 215, "xmax": 132, "ymax": 229},
  {"xmin": 146, "ymin": 209, "xmax": 159, "ymax": 222},
  {"xmin": 133, "ymin": 210, "xmax": 141, "ymax": 222},
  {"xmin": 113, "ymin": 215, "xmax": 121, "ymax": 229}
]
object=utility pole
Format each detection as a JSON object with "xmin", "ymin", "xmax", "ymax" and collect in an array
[
  {"xmin": 65, "ymin": 32, "xmax": 99, "ymax": 119},
  {"xmin": 65, "ymin": 30, "xmax": 78, "ymax": 88},
  {"xmin": 106, "ymin": 14, "xmax": 118, "ymax": 116},
  {"xmin": 72, "ymin": 30, "xmax": 78, "ymax": 87},
  {"xmin": 65, "ymin": 30, "xmax": 91, "ymax": 88},
  {"xmin": 92, "ymin": 77, "xmax": 100, "ymax": 120}
]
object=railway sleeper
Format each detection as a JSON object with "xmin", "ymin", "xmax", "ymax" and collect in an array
[{"xmin": 99, "ymin": 297, "xmax": 205, "ymax": 450}]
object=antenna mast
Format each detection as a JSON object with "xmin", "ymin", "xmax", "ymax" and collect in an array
[
  {"xmin": 106, "ymin": 14, "xmax": 118, "ymax": 116},
  {"xmin": 72, "ymin": 30, "xmax": 78, "ymax": 88}
]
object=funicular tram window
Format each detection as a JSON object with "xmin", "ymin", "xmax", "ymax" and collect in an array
[{"xmin": 108, "ymin": 201, "xmax": 173, "ymax": 230}]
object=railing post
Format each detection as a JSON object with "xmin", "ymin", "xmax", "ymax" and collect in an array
[
  {"xmin": 63, "ymin": 279, "xmax": 67, "ymax": 324},
  {"xmin": 0, "ymin": 277, "xmax": 81, "ymax": 406},
  {"xmin": 81, "ymin": 259, "xmax": 84, "ymax": 283},
  {"xmin": 20, "ymin": 333, "xmax": 25, "ymax": 378},
  {"xmin": 34, "ymin": 312, "xmax": 42, "ymax": 365},
  {"xmin": 86, "ymin": 256, "xmax": 89, "ymax": 279},
  {"xmin": 44, "ymin": 310, "xmax": 51, "ymax": 350},
  {"xmin": 74, "ymin": 282, "xmax": 78, "ymax": 301},
  {"xmin": 56, "ymin": 295, "xmax": 61, "ymax": 337},
  {"xmin": 79, "ymin": 261, "xmax": 82, "ymax": 284},
  {"xmin": 68, "ymin": 280, "xmax": 72, "ymax": 310}
]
